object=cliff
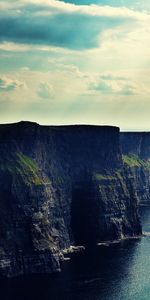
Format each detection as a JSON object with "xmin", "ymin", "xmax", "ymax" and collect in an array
[
  {"xmin": 121, "ymin": 132, "xmax": 150, "ymax": 205},
  {"xmin": 0, "ymin": 122, "xmax": 141, "ymax": 277}
]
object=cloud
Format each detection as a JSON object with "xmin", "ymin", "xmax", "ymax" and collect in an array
[
  {"xmin": 0, "ymin": 42, "xmax": 30, "ymax": 52},
  {"xmin": 37, "ymin": 82, "xmax": 54, "ymax": 99},
  {"xmin": 0, "ymin": 1, "xmax": 148, "ymax": 50},
  {"xmin": 0, "ymin": 14, "xmax": 120, "ymax": 50},
  {"xmin": 2, "ymin": 1, "xmax": 148, "ymax": 19},
  {"xmin": 100, "ymin": 74, "xmax": 127, "ymax": 81},
  {"xmin": 0, "ymin": 1, "xmax": 150, "ymax": 132},
  {"xmin": 31, "ymin": 1, "xmax": 149, "ymax": 19},
  {"xmin": 59, "ymin": 0, "xmax": 150, "ymax": 12},
  {"xmin": 89, "ymin": 75, "xmax": 140, "ymax": 95},
  {"xmin": 0, "ymin": 77, "xmax": 25, "ymax": 91}
]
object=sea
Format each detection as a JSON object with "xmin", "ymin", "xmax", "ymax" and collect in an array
[{"xmin": 1, "ymin": 206, "xmax": 150, "ymax": 300}]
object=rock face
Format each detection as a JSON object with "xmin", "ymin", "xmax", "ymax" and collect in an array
[
  {"xmin": 0, "ymin": 122, "xmax": 141, "ymax": 277},
  {"xmin": 121, "ymin": 132, "xmax": 150, "ymax": 205}
]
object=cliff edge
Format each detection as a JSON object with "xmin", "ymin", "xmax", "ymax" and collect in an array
[{"xmin": 121, "ymin": 132, "xmax": 150, "ymax": 205}]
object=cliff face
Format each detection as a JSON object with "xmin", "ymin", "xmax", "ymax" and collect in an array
[
  {"xmin": 0, "ymin": 122, "xmax": 141, "ymax": 277},
  {"xmin": 121, "ymin": 133, "xmax": 150, "ymax": 205}
]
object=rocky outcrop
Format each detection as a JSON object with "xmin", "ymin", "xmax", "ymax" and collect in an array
[
  {"xmin": 0, "ymin": 122, "xmax": 141, "ymax": 277},
  {"xmin": 121, "ymin": 132, "xmax": 150, "ymax": 205}
]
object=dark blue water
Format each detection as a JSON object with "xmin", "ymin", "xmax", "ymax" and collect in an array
[{"xmin": 1, "ymin": 206, "xmax": 150, "ymax": 300}]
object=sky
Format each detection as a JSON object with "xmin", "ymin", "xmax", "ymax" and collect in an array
[{"xmin": 0, "ymin": 0, "xmax": 150, "ymax": 130}]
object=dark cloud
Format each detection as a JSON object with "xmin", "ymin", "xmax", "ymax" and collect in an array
[
  {"xmin": 60, "ymin": 0, "xmax": 122, "ymax": 5},
  {"xmin": 0, "ymin": 3, "xmax": 130, "ymax": 50}
]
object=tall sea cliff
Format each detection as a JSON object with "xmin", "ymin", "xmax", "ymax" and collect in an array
[
  {"xmin": 0, "ymin": 122, "xmax": 141, "ymax": 277},
  {"xmin": 121, "ymin": 132, "xmax": 150, "ymax": 205}
]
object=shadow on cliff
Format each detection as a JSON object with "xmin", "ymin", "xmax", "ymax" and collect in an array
[{"xmin": 70, "ymin": 180, "xmax": 101, "ymax": 246}]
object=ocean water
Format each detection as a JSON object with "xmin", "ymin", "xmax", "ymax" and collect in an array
[{"xmin": 1, "ymin": 206, "xmax": 150, "ymax": 300}]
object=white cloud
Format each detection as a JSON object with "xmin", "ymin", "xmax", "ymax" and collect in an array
[
  {"xmin": 11, "ymin": 0, "xmax": 150, "ymax": 20},
  {"xmin": 37, "ymin": 82, "xmax": 54, "ymax": 99},
  {"xmin": 85, "ymin": 70, "xmax": 150, "ymax": 96},
  {"xmin": 0, "ymin": 42, "xmax": 30, "ymax": 52},
  {"xmin": 0, "ymin": 77, "xmax": 25, "ymax": 91},
  {"xmin": 0, "ymin": 42, "xmax": 77, "ymax": 54},
  {"xmin": 0, "ymin": 0, "xmax": 149, "ymax": 21}
]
